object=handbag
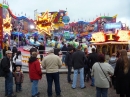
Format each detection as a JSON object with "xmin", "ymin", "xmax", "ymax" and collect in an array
[{"xmin": 98, "ymin": 62, "xmax": 112, "ymax": 88}]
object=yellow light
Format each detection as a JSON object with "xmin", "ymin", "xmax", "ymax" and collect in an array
[
  {"xmin": 3, "ymin": 14, "xmax": 12, "ymax": 35},
  {"xmin": 91, "ymin": 32, "xmax": 105, "ymax": 42},
  {"xmin": 35, "ymin": 11, "xmax": 54, "ymax": 36},
  {"xmin": 117, "ymin": 30, "xmax": 130, "ymax": 41}
]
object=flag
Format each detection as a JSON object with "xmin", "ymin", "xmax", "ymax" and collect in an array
[
  {"xmin": 25, "ymin": 13, "xmax": 26, "ymax": 16},
  {"xmin": 100, "ymin": 13, "xmax": 101, "ymax": 16},
  {"xmin": 21, "ymin": 12, "xmax": 23, "ymax": 14},
  {"xmin": 18, "ymin": 14, "xmax": 20, "ymax": 16},
  {"xmin": 108, "ymin": 13, "xmax": 109, "ymax": 16},
  {"xmin": 104, "ymin": 13, "xmax": 105, "ymax": 16}
]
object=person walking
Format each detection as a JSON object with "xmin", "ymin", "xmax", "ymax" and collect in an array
[
  {"xmin": 88, "ymin": 48, "xmax": 98, "ymax": 86},
  {"xmin": 91, "ymin": 54, "xmax": 114, "ymax": 97},
  {"xmin": 42, "ymin": 49, "xmax": 62, "ymax": 97},
  {"xmin": 71, "ymin": 46, "xmax": 86, "ymax": 89},
  {"xmin": 65, "ymin": 47, "xmax": 73, "ymax": 83},
  {"xmin": 28, "ymin": 52, "xmax": 42, "ymax": 97},
  {"xmin": 114, "ymin": 49, "xmax": 130, "ymax": 97},
  {"xmin": 1, "ymin": 50, "xmax": 16, "ymax": 97}
]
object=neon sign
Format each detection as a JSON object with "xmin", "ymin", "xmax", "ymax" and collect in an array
[
  {"xmin": 104, "ymin": 23, "xmax": 122, "ymax": 29},
  {"xmin": 116, "ymin": 30, "xmax": 130, "ymax": 41},
  {"xmin": 36, "ymin": 11, "xmax": 54, "ymax": 36},
  {"xmin": 3, "ymin": 14, "xmax": 12, "ymax": 35},
  {"xmin": 91, "ymin": 32, "xmax": 106, "ymax": 42}
]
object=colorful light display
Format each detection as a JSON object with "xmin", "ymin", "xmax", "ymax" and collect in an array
[
  {"xmin": 3, "ymin": 14, "xmax": 12, "ymax": 35},
  {"xmin": 91, "ymin": 32, "xmax": 106, "ymax": 42},
  {"xmin": 116, "ymin": 30, "xmax": 130, "ymax": 41},
  {"xmin": 36, "ymin": 11, "xmax": 54, "ymax": 36}
]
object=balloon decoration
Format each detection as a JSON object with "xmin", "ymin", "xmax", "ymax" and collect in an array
[
  {"xmin": 35, "ymin": 11, "xmax": 54, "ymax": 36},
  {"xmin": 3, "ymin": 14, "xmax": 12, "ymax": 35}
]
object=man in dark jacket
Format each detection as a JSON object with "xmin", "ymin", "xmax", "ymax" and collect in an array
[
  {"xmin": 38, "ymin": 43, "xmax": 45, "ymax": 61},
  {"xmin": 88, "ymin": 48, "xmax": 98, "ymax": 86},
  {"xmin": 71, "ymin": 46, "xmax": 86, "ymax": 89},
  {"xmin": 1, "ymin": 50, "xmax": 16, "ymax": 97},
  {"xmin": 61, "ymin": 43, "xmax": 68, "ymax": 64},
  {"xmin": 65, "ymin": 47, "xmax": 73, "ymax": 83}
]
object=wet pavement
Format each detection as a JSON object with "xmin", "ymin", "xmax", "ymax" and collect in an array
[{"xmin": 0, "ymin": 73, "xmax": 118, "ymax": 97}]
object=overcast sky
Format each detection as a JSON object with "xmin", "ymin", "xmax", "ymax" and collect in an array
[{"xmin": 2, "ymin": 0, "xmax": 130, "ymax": 26}]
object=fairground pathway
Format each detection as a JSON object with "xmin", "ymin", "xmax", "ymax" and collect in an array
[{"xmin": 0, "ymin": 73, "xmax": 118, "ymax": 97}]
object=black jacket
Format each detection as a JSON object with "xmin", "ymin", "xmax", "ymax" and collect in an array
[
  {"xmin": 12, "ymin": 47, "xmax": 18, "ymax": 54},
  {"xmin": 114, "ymin": 58, "xmax": 130, "ymax": 94},
  {"xmin": 1, "ymin": 57, "xmax": 12, "ymax": 74},
  {"xmin": 72, "ymin": 50, "xmax": 86, "ymax": 69},
  {"xmin": 38, "ymin": 45, "xmax": 45, "ymax": 54},
  {"xmin": 65, "ymin": 52, "xmax": 73, "ymax": 66},
  {"xmin": 61, "ymin": 46, "xmax": 68, "ymax": 55},
  {"xmin": 88, "ymin": 52, "xmax": 98, "ymax": 68}
]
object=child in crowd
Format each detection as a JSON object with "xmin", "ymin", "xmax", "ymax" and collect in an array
[{"xmin": 13, "ymin": 66, "xmax": 24, "ymax": 92}]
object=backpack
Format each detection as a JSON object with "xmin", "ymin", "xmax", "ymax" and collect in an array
[{"xmin": 0, "ymin": 59, "xmax": 6, "ymax": 77}]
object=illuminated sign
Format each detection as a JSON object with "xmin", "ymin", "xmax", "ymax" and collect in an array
[
  {"xmin": 36, "ymin": 11, "xmax": 54, "ymax": 36},
  {"xmin": 116, "ymin": 30, "xmax": 130, "ymax": 41},
  {"xmin": 91, "ymin": 32, "xmax": 106, "ymax": 42},
  {"xmin": 104, "ymin": 23, "xmax": 122, "ymax": 29},
  {"xmin": 3, "ymin": 14, "xmax": 12, "ymax": 35}
]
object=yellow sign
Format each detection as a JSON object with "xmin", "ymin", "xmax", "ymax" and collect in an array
[
  {"xmin": 91, "ymin": 32, "xmax": 105, "ymax": 42},
  {"xmin": 3, "ymin": 14, "xmax": 12, "ymax": 35},
  {"xmin": 117, "ymin": 30, "xmax": 130, "ymax": 41},
  {"xmin": 107, "ymin": 33, "xmax": 115, "ymax": 40},
  {"xmin": 36, "ymin": 11, "xmax": 54, "ymax": 36}
]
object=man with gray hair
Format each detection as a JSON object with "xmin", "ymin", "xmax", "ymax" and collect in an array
[
  {"xmin": 1, "ymin": 50, "xmax": 16, "ymax": 97},
  {"xmin": 42, "ymin": 49, "xmax": 62, "ymax": 97}
]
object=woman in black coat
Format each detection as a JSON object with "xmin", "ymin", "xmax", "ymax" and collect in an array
[{"xmin": 114, "ymin": 49, "xmax": 130, "ymax": 97}]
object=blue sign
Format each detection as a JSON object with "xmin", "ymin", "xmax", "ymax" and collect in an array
[{"xmin": 104, "ymin": 23, "xmax": 122, "ymax": 29}]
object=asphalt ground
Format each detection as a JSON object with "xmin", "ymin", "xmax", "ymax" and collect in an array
[{"xmin": 0, "ymin": 73, "xmax": 119, "ymax": 97}]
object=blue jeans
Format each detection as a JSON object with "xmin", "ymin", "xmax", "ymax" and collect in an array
[
  {"xmin": 96, "ymin": 87, "xmax": 108, "ymax": 97},
  {"xmin": 72, "ymin": 68, "xmax": 85, "ymax": 88},
  {"xmin": 46, "ymin": 72, "xmax": 61, "ymax": 96},
  {"xmin": 31, "ymin": 80, "xmax": 39, "ymax": 96},
  {"xmin": 91, "ymin": 77, "xmax": 95, "ymax": 86},
  {"xmin": 5, "ymin": 72, "xmax": 13, "ymax": 96},
  {"xmin": 16, "ymin": 83, "xmax": 22, "ymax": 92},
  {"xmin": 62, "ymin": 55, "xmax": 66, "ymax": 63}
]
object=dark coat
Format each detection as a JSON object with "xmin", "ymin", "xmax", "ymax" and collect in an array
[
  {"xmin": 65, "ymin": 52, "xmax": 73, "ymax": 66},
  {"xmin": 88, "ymin": 52, "xmax": 98, "ymax": 68},
  {"xmin": 38, "ymin": 45, "xmax": 45, "ymax": 54},
  {"xmin": 1, "ymin": 57, "xmax": 12, "ymax": 74},
  {"xmin": 12, "ymin": 47, "xmax": 18, "ymax": 55},
  {"xmin": 114, "ymin": 58, "xmax": 130, "ymax": 94},
  {"xmin": 61, "ymin": 46, "xmax": 68, "ymax": 55},
  {"xmin": 13, "ymin": 71, "xmax": 24, "ymax": 84},
  {"xmin": 72, "ymin": 50, "xmax": 86, "ymax": 69}
]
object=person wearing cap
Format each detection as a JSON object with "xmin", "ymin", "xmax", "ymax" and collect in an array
[
  {"xmin": 42, "ymin": 49, "xmax": 62, "ymax": 97},
  {"xmin": 1, "ymin": 50, "xmax": 16, "ymax": 97},
  {"xmin": 65, "ymin": 47, "xmax": 73, "ymax": 84}
]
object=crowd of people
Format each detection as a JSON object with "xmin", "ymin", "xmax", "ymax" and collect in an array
[{"xmin": 0, "ymin": 42, "xmax": 130, "ymax": 97}]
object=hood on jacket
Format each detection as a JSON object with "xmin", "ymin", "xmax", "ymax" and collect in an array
[{"xmin": 28, "ymin": 57, "xmax": 37, "ymax": 63}]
